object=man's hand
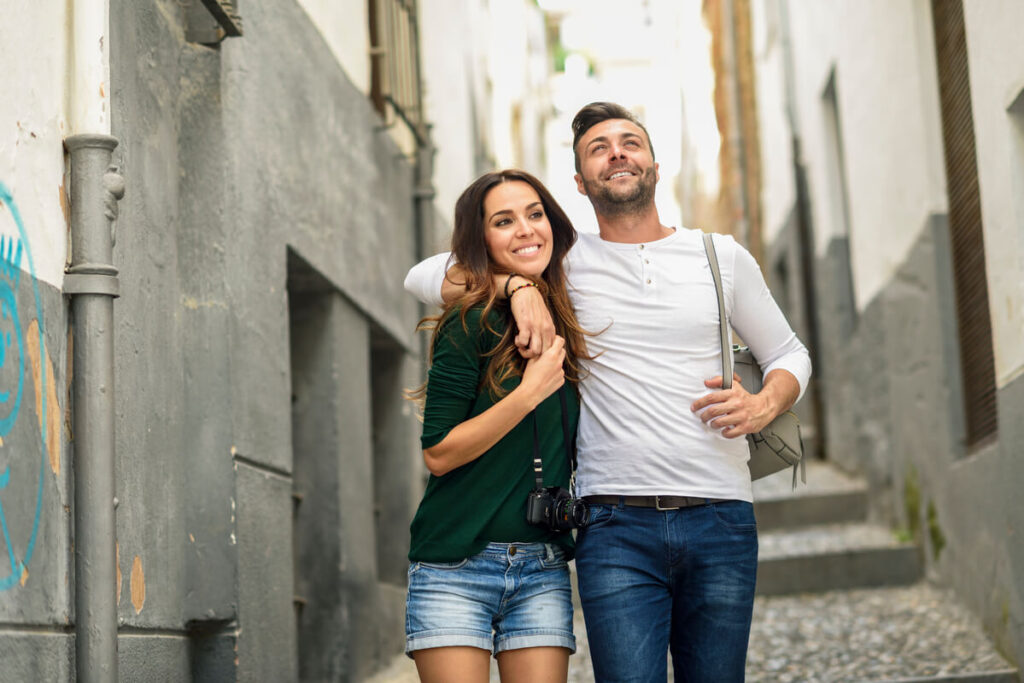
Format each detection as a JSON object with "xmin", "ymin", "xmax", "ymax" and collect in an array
[
  {"xmin": 508, "ymin": 278, "xmax": 555, "ymax": 358},
  {"xmin": 691, "ymin": 369, "xmax": 800, "ymax": 438},
  {"xmin": 690, "ymin": 374, "xmax": 773, "ymax": 438}
]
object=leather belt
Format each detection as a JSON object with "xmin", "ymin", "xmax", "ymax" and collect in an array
[{"xmin": 583, "ymin": 495, "xmax": 727, "ymax": 511}]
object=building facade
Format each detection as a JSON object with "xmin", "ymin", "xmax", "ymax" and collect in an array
[
  {"xmin": 745, "ymin": 0, "xmax": 1024, "ymax": 668},
  {"xmin": 0, "ymin": 0, "xmax": 480, "ymax": 680}
]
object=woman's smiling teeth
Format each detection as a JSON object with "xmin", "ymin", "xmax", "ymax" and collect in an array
[{"xmin": 514, "ymin": 245, "xmax": 541, "ymax": 255}]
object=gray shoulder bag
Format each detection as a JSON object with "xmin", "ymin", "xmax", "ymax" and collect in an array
[{"xmin": 702, "ymin": 233, "xmax": 805, "ymax": 487}]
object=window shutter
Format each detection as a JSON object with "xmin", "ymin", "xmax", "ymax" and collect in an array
[{"xmin": 931, "ymin": 0, "xmax": 998, "ymax": 447}]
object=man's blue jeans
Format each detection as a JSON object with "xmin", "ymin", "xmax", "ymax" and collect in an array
[{"xmin": 575, "ymin": 499, "xmax": 758, "ymax": 682}]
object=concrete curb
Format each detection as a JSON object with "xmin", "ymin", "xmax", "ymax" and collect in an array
[{"xmin": 876, "ymin": 670, "xmax": 1020, "ymax": 683}]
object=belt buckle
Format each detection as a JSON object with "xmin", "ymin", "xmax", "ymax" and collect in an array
[{"xmin": 654, "ymin": 496, "xmax": 680, "ymax": 511}]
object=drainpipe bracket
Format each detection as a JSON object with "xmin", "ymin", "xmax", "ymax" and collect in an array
[{"xmin": 64, "ymin": 265, "xmax": 120, "ymax": 298}]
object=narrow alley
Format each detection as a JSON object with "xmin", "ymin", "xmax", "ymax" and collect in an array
[{"xmin": 1, "ymin": 0, "xmax": 1022, "ymax": 681}]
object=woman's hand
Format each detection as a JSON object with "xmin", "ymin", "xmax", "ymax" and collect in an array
[
  {"xmin": 518, "ymin": 335, "xmax": 566, "ymax": 406},
  {"xmin": 422, "ymin": 336, "xmax": 567, "ymax": 476}
]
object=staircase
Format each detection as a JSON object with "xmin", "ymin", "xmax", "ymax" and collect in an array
[{"xmin": 748, "ymin": 460, "xmax": 1019, "ymax": 682}]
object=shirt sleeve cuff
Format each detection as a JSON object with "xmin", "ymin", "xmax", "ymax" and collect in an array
[
  {"xmin": 761, "ymin": 353, "xmax": 812, "ymax": 404},
  {"xmin": 404, "ymin": 252, "xmax": 452, "ymax": 308}
]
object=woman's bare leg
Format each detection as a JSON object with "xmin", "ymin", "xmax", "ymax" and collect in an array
[
  {"xmin": 413, "ymin": 646, "xmax": 491, "ymax": 683},
  {"xmin": 496, "ymin": 646, "xmax": 570, "ymax": 683}
]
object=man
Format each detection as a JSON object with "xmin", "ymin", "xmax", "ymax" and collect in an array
[{"xmin": 405, "ymin": 102, "xmax": 810, "ymax": 682}]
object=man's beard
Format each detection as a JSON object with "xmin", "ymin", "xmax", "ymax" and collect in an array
[{"xmin": 582, "ymin": 164, "xmax": 657, "ymax": 217}]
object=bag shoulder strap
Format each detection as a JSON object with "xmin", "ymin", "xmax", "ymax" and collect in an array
[{"xmin": 702, "ymin": 233, "xmax": 732, "ymax": 389}]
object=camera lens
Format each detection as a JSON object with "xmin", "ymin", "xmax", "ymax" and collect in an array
[{"xmin": 570, "ymin": 500, "xmax": 590, "ymax": 527}]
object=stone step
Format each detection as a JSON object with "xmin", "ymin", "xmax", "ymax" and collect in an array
[
  {"xmin": 754, "ymin": 459, "xmax": 870, "ymax": 530},
  {"xmin": 747, "ymin": 583, "xmax": 1019, "ymax": 682},
  {"xmin": 757, "ymin": 522, "xmax": 921, "ymax": 595}
]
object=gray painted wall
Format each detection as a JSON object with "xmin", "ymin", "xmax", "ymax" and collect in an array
[
  {"xmin": 804, "ymin": 214, "xmax": 1024, "ymax": 668},
  {"xmin": 6, "ymin": 1, "xmax": 428, "ymax": 681}
]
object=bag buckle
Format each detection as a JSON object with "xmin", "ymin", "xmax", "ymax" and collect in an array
[{"xmin": 654, "ymin": 496, "xmax": 680, "ymax": 511}]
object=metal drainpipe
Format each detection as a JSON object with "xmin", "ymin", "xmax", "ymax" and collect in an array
[
  {"xmin": 413, "ymin": 128, "xmax": 436, "ymax": 265},
  {"xmin": 63, "ymin": 133, "xmax": 124, "ymax": 683}
]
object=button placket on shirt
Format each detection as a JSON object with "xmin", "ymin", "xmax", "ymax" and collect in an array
[{"xmin": 639, "ymin": 243, "xmax": 653, "ymax": 289}]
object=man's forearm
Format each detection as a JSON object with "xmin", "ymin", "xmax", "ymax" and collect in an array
[{"xmin": 759, "ymin": 369, "xmax": 800, "ymax": 418}]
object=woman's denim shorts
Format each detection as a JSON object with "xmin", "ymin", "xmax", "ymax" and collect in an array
[{"xmin": 405, "ymin": 542, "xmax": 576, "ymax": 657}]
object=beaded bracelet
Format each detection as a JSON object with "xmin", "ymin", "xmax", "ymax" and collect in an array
[
  {"xmin": 508, "ymin": 282, "xmax": 539, "ymax": 298},
  {"xmin": 503, "ymin": 272, "xmax": 522, "ymax": 299}
]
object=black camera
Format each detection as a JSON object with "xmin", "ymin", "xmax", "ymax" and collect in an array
[{"xmin": 526, "ymin": 486, "xmax": 590, "ymax": 531}]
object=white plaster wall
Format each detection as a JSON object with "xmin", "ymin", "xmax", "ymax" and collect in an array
[
  {"xmin": 420, "ymin": 0, "xmax": 485, "ymax": 223},
  {"xmin": 752, "ymin": 0, "xmax": 796, "ymax": 245},
  {"xmin": 485, "ymin": 0, "xmax": 532, "ymax": 170},
  {"xmin": 296, "ymin": 0, "xmax": 370, "ymax": 94},
  {"xmin": 0, "ymin": 2, "xmax": 81, "ymax": 288},
  {"xmin": 420, "ymin": 0, "xmax": 549, "ymax": 226},
  {"xmin": 962, "ymin": 0, "xmax": 1024, "ymax": 386},
  {"xmin": 783, "ymin": 0, "xmax": 947, "ymax": 310}
]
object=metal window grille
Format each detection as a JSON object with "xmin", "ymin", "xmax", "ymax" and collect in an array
[
  {"xmin": 369, "ymin": 0, "xmax": 428, "ymax": 146},
  {"xmin": 930, "ymin": 0, "xmax": 998, "ymax": 448}
]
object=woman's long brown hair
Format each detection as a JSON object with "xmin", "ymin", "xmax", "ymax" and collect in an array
[{"xmin": 415, "ymin": 169, "xmax": 592, "ymax": 402}]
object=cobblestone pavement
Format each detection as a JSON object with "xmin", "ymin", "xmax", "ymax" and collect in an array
[
  {"xmin": 746, "ymin": 583, "xmax": 1015, "ymax": 682},
  {"xmin": 368, "ymin": 582, "xmax": 1014, "ymax": 682}
]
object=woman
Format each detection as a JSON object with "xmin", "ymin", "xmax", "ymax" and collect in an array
[{"xmin": 405, "ymin": 170, "xmax": 590, "ymax": 683}]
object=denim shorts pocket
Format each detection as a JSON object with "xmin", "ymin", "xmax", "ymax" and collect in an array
[
  {"xmin": 581, "ymin": 504, "xmax": 617, "ymax": 531},
  {"xmin": 710, "ymin": 501, "xmax": 757, "ymax": 532},
  {"xmin": 538, "ymin": 545, "xmax": 569, "ymax": 569},
  {"xmin": 410, "ymin": 558, "xmax": 470, "ymax": 575}
]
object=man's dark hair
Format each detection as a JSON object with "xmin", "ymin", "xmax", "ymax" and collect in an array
[{"xmin": 571, "ymin": 102, "xmax": 655, "ymax": 172}]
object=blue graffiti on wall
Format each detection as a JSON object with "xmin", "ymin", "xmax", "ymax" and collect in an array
[{"xmin": 0, "ymin": 181, "xmax": 48, "ymax": 591}]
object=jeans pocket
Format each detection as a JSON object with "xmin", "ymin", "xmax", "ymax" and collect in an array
[
  {"xmin": 710, "ymin": 501, "xmax": 757, "ymax": 532},
  {"xmin": 581, "ymin": 503, "xmax": 617, "ymax": 532}
]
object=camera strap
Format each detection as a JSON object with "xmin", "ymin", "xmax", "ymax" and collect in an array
[{"xmin": 531, "ymin": 385, "xmax": 577, "ymax": 491}]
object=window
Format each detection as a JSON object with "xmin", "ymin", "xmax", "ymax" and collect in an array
[{"xmin": 369, "ymin": 0, "xmax": 428, "ymax": 145}]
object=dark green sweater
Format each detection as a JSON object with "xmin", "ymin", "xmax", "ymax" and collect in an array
[{"xmin": 409, "ymin": 306, "xmax": 579, "ymax": 562}]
